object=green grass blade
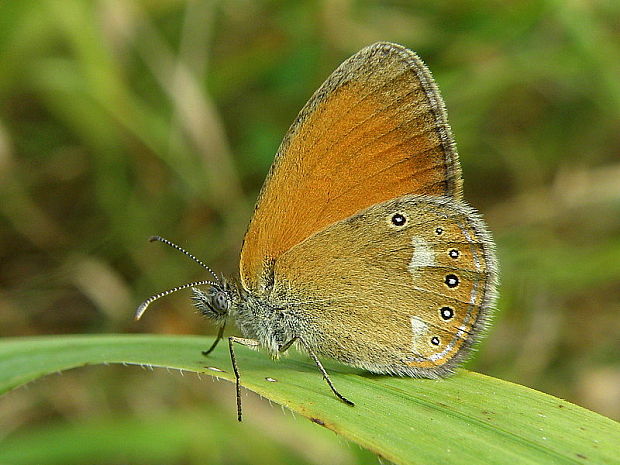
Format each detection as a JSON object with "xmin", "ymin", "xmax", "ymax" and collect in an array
[{"xmin": 1, "ymin": 334, "xmax": 618, "ymax": 465}]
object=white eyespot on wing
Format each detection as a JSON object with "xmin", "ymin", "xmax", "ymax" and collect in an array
[
  {"xmin": 408, "ymin": 236, "xmax": 435, "ymax": 279},
  {"xmin": 410, "ymin": 316, "xmax": 429, "ymax": 353}
]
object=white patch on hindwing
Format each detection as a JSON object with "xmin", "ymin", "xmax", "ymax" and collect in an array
[
  {"xmin": 408, "ymin": 236, "xmax": 435, "ymax": 279},
  {"xmin": 408, "ymin": 236, "xmax": 437, "ymax": 353},
  {"xmin": 410, "ymin": 316, "xmax": 430, "ymax": 353}
]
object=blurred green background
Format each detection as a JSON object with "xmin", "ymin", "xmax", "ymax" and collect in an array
[{"xmin": 1, "ymin": 1, "xmax": 619, "ymax": 463}]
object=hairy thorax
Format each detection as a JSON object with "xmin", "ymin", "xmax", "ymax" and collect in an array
[{"xmin": 230, "ymin": 282, "xmax": 314, "ymax": 356}]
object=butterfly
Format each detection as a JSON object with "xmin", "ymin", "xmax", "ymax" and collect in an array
[{"xmin": 137, "ymin": 42, "xmax": 498, "ymax": 421}]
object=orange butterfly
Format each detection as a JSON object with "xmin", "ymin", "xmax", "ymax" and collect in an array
[{"xmin": 137, "ymin": 42, "xmax": 498, "ymax": 421}]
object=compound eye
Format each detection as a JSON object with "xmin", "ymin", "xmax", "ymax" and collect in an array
[{"xmin": 214, "ymin": 292, "xmax": 229, "ymax": 312}]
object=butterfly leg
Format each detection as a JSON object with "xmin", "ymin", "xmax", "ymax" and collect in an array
[
  {"xmin": 202, "ymin": 322, "xmax": 226, "ymax": 356},
  {"xmin": 228, "ymin": 336, "xmax": 260, "ymax": 422},
  {"xmin": 278, "ymin": 337, "xmax": 298, "ymax": 353},
  {"xmin": 299, "ymin": 338, "xmax": 355, "ymax": 407}
]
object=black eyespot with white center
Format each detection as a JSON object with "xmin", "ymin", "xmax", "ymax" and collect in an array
[
  {"xmin": 435, "ymin": 227, "xmax": 444, "ymax": 236},
  {"xmin": 448, "ymin": 249, "xmax": 460, "ymax": 259},
  {"xmin": 391, "ymin": 213, "xmax": 407, "ymax": 227},
  {"xmin": 440, "ymin": 306, "xmax": 454, "ymax": 320},
  {"xmin": 445, "ymin": 274, "xmax": 459, "ymax": 288},
  {"xmin": 431, "ymin": 336, "xmax": 440, "ymax": 346}
]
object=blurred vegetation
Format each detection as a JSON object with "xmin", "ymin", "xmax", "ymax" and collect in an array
[{"xmin": 0, "ymin": 1, "xmax": 618, "ymax": 464}]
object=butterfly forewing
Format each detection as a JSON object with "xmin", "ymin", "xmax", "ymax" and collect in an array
[
  {"xmin": 269, "ymin": 195, "xmax": 498, "ymax": 376},
  {"xmin": 240, "ymin": 42, "xmax": 463, "ymax": 292}
]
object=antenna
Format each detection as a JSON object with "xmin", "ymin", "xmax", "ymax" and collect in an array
[
  {"xmin": 134, "ymin": 236, "xmax": 220, "ymax": 320},
  {"xmin": 148, "ymin": 236, "xmax": 219, "ymax": 282},
  {"xmin": 135, "ymin": 279, "xmax": 217, "ymax": 320}
]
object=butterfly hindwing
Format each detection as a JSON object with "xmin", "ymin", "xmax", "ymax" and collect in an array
[{"xmin": 269, "ymin": 195, "xmax": 498, "ymax": 377}]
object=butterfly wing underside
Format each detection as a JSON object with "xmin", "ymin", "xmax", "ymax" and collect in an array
[
  {"xmin": 240, "ymin": 42, "xmax": 462, "ymax": 292},
  {"xmin": 270, "ymin": 195, "xmax": 498, "ymax": 376}
]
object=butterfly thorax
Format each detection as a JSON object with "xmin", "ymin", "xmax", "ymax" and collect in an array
[{"xmin": 192, "ymin": 277, "xmax": 309, "ymax": 356}]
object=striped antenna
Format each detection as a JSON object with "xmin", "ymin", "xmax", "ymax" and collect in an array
[
  {"xmin": 135, "ymin": 279, "xmax": 218, "ymax": 320},
  {"xmin": 135, "ymin": 236, "xmax": 220, "ymax": 320},
  {"xmin": 148, "ymin": 236, "xmax": 219, "ymax": 282}
]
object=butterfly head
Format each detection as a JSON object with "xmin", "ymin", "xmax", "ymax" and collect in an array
[{"xmin": 191, "ymin": 279, "xmax": 236, "ymax": 325}]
